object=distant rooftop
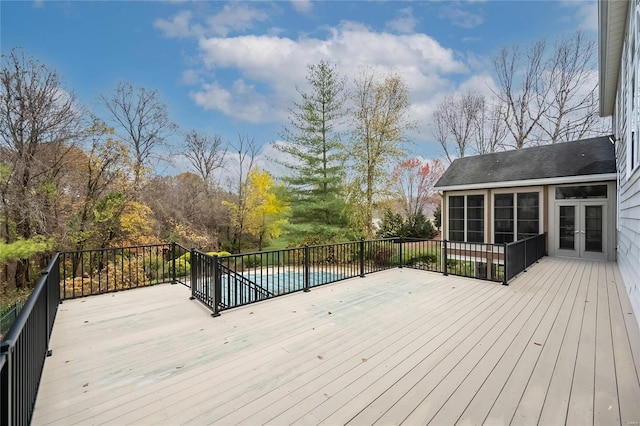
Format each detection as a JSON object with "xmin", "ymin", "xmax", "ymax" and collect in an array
[{"xmin": 435, "ymin": 136, "xmax": 616, "ymax": 190}]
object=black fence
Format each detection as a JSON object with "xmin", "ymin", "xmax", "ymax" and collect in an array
[
  {"xmin": 505, "ymin": 233, "xmax": 547, "ymax": 282},
  {"xmin": 1, "ymin": 302, "xmax": 25, "ymax": 339},
  {"xmin": 1, "ymin": 254, "xmax": 60, "ymax": 426},
  {"xmin": 58, "ymin": 243, "xmax": 190, "ymax": 300},
  {"xmin": 188, "ymin": 237, "xmax": 538, "ymax": 315},
  {"xmin": 190, "ymin": 239, "xmax": 402, "ymax": 313}
]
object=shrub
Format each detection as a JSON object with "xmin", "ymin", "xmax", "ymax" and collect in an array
[
  {"xmin": 243, "ymin": 254, "xmax": 262, "ymax": 268},
  {"xmin": 373, "ymin": 247, "xmax": 396, "ymax": 266},
  {"xmin": 168, "ymin": 260, "xmax": 190, "ymax": 278},
  {"xmin": 407, "ymin": 253, "xmax": 437, "ymax": 265}
]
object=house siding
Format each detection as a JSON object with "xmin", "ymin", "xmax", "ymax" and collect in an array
[
  {"xmin": 611, "ymin": 0, "xmax": 640, "ymax": 328},
  {"xmin": 617, "ymin": 167, "xmax": 640, "ymax": 324}
]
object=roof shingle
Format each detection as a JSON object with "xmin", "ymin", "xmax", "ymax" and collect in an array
[{"xmin": 434, "ymin": 136, "xmax": 616, "ymax": 188}]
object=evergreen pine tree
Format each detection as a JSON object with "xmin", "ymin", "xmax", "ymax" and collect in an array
[{"xmin": 274, "ymin": 61, "xmax": 349, "ymax": 242}]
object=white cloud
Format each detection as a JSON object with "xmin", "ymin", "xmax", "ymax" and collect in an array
[
  {"xmin": 385, "ymin": 7, "xmax": 419, "ymax": 34},
  {"xmin": 154, "ymin": 10, "xmax": 194, "ymax": 38},
  {"xmin": 439, "ymin": 4, "xmax": 484, "ymax": 29},
  {"xmin": 206, "ymin": 3, "xmax": 269, "ymax": 36},
  {"xmin": 191, "ymin": 23, "xmax": 468, "ymax": 125},
  {"xmin": 562, "ymin": 0, "xmax": 598, "ymax": 31},
  {"xmin": 290, "ymin": 0, "xmax": 312, "ymax": 14},
  {"xmin": 181, "ymin": 69, "xmax": 202, "ymax": 85},
  {"xmin": 155, "ymin": 4, "xmax": 270, "ymax": 39}
]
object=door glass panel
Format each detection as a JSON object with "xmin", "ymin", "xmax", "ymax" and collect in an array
[
  {"xmin": 585, "ymin": 205, "xmax": 603, "ymax": 252},
  {"xmin": 559, "ymin": 206, "xmax": 575, "ymax": 250}
]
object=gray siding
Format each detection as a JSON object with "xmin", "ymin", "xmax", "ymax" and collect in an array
[{"xmin": 617, "ymin": 144, "xmax": 640, "ymax": 327}]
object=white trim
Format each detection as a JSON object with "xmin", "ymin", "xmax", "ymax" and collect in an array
[
  {"xmin": 599, "ymin": 0, "xmax": 631, "ymax": 116},
  {"xmin": 445, "ymin": 190, "xmax": 488, "ymax": 242},
  {"xmin": 436, "ymin": 174, "xmax": 618, "ymax": 192},
  {"xmin": 490, "ymin": 187, "xmax": 544, "ymax": 244}
]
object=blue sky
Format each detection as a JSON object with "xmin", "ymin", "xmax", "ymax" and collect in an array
[{"xmin": 1, "ymin": 0, "xmax": 599, "ymax": 176}]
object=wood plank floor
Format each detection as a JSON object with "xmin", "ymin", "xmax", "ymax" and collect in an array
[{"xmin": 32, "ymin": 257, "xmax": 640, "ymax": 425}]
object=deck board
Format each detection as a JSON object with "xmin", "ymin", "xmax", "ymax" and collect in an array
[{"xmin": 31, "ymin": 258, "xmax": 640, "ymax": 425}]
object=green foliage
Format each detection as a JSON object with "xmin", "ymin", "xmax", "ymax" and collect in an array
[
  {"xmin": 377, "ymin": 210, "xmax": 437, "ymax": 239},
  {"xmin": 434, "ymin": 204, "xmax": 442, "ymax": 230},
  {"xmin": 275, "ymin": 60, "xmax": 350, "ymax": 242},
  {"xmin": 404, "ymin": 213, "xmax": 437, "ymax": 239},
  {"xmin": 243, "ymin": 254, "xmax": 262, "ymax": 268},
  {"xmin": 171, "ymin": 260, "xmax": 190, "ymax": 277},
  {"xmin": 0, "ymin": 237, "xmax": 52, "ymax": 263},
  {"xmin": 207, "ymin": 251, "xmax": 231, "ymax": 257},
  {"xmin": 406, "ymin": 253, "xmax": 438, "ymax": 265},
  {"xmin": 378, "ymin": 209, "xmax": 405, "ymax": 239}
]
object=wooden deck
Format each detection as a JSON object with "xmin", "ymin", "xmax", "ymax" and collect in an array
[{"xmin": 32, "ymin": 257, "xmax": 640, "ymax": 425}]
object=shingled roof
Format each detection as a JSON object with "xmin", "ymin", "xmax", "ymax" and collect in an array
[{"xmin": 435, "ymin": 136, "xmax": 617, "ymax": 190}]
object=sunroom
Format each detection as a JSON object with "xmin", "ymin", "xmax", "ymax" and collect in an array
[{"xmin": 435, "ymin": 136, "xmax": 618, "ymax": 264}]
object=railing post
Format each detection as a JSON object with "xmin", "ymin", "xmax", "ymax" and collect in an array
[
  {"xmin": 189, "ymin": 248, "xmax": 196, "ymax": 300},
  {"xmin": 523, "ymin": 238, "xmax": 528, "ymax": 272},
  {"xmin": 442, "ymin": 240, "xmax": 448, "ymax": 276},
  {"xmin": 503, "ymin": 242, "xmax": 508, "ymax": 285},
  {"xmin": 171, "ymin": 242, "xmax": 177, "ymax": 284},
  {"xmin": 212, "ymin": 255, "xmax": 221, "ymax": 317},
  {"xmin": 42, "ymin": 269, "xmax": 53, "ymax": 357},
  {"xmin": 0, "ymin": 344, "xmax": 11, "ymax": 425},
  {"xmin": 304, "ymin": 245, "xmax": 311, "ymax": 292},
  {"xmin": 359, "ymin": 238, "xmax": 365, "ymax": 278},
  {"xmin": 398, "ymin": 237, "xmax": 404, "ymax": 268}
]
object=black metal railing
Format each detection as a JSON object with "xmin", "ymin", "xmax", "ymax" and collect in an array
[
  {"xmin": 399, "ymin": 238, "xmax": 506, "ymax": 283},
  {"xmin": 58, "ymin": 242, "xmax": 189, "ymax": 300},
  {"xmin": 189, "ymin": 239, "xmax": 406, "ymax": 313},
  {"xmin": 1, "ymin": 253, "xmax": 60, "ymax": 426},
  {"xmin": 504, "ymin": 233, "xmax": 546, "ymax": 282},
  {"xmin": 1, "ymin": 302, "xmax": 25, "ymax": 339}
]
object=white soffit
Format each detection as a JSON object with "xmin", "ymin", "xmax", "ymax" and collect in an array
[{"xmin": 599, "ymin": 0, "xmax": 630, "ymax": 117}]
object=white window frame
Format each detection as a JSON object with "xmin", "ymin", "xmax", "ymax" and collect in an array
[
  {"xmin": 490, "ymin": 187, "xmax": 543, "ymax": 244},
  {"xmin": 446, "ymin": 190, "xmax": 488, "ymax": 243}
]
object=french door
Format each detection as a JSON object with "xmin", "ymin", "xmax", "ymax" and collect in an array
[{"xmin": 556, "ymin": 201, "xmax": 607, "ymax": 260}]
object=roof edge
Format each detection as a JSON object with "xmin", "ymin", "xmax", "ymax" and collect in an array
[
  {"xmin": 599, "ymin": 0, "xmax": 630, "ymax": 117},
  {"xmin": 435, "ymin": 173, "xmax": 618, "ymax": 192}
]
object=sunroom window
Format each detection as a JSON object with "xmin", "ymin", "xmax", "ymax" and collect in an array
[{"xmin": 448, "ymin": 194, "xmax": 484, "ymax": 242}]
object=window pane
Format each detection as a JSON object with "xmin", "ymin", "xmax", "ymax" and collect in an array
[
  {"xmin": 467, "ymin": 195, "xmax": 484, "ymax": 243},
  {"xmin": 494, "ymin": 194, "xmax": 514, "ymax": 243},
  {"xmin": 555, "ymin": 185, "xmax": 608, "ymax": 199},
  {"xmin": 559, "ymin": 206, "xmax": 575, "ymax": 250},
  {"xmin": 449, "ymin": 196, "xmax": 465, "ymax": 242},
  {"xmin": 585, "ymin": 205, "xmax": 603, "ymax": 252},
  {"xmin": 517, "ymin": 193, "xmax": 539, "ymax": 240}
]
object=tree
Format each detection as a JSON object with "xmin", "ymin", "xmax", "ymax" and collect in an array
[
  {"xmin": 183, "ymin": 130, "xmax": 226, "ymax": 189},
  {"xmin": 140, "ymin": 173, "xmax": 227, "ymax": 249},
  {"xmin": 348, "ymin": 69, "xmax": 416, "ymax": 237},
  {"xmin": 493, "ymin": 40, "xmax": 547, "ymax": 149},
  {"xmin": 243, "ymin": 168, "xmax": 288, "ymax": 250},
  {"xmin": 64, "ymin": 117, "xmax": 132, "ymax": 251},
  {"xmin": 473, "ymin": 103, "xmax": 508, "ymax": 155},
  {"xmin": 273, "ymin": 60, "xmax": 349, "ymax": 242},
  {"xmin": 0, "ymin": 48, "xmax": 83, "ymax": 288},
  {"xmin": 390, "ymin": 158, "xmax": 445, "ymax": 219},
  {"xmin": 541, "ymin": 32, "xmax": 602, "ymax": 143},
  {"xmin": 432, "ymin": 91, "xmax": 486, "ymax": 162},
  {"xmin": 101, "ymin": 82, "xmax": 176, "ymax": 190},
  {"xmin": 222, "ymin": 134, "xmax": 258, "ymax": 252},
  {"xmin": 493, "ymin": 31, "xmax": 604, "ymax": 148}
]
